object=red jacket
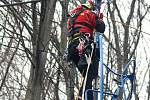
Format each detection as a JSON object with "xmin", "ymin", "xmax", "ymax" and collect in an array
[{"xmin": 67, "ymin": 6, "xmax": 105, "ymax": 38}]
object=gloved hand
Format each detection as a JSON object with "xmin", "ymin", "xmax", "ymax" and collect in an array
[
  {"xmin": 95, "ymin": 12, "xmax": 105, "ymax": 33},
  {"xmin": 99, "ymin": 13, "xmax": 103, "ymax": 20}
]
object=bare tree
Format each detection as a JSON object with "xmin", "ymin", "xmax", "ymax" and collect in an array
[
  {"xmin": 24, "ymin": 0, "xmax": 58, "ymax": 100},
  {"xmin": 0, "ymin": 0, "xmax": 150, "ymax": 100},
  {"xmin": 106, "ymin": 0, "xmax": 150, "ymax": 99}
]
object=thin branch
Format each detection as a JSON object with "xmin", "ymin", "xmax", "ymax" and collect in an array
[
  {"xmin": 0, "ymin": 0, "xmax": 41, "ymax": 7},
  {"xmin": 0, "ymin": 40, "xmax": 19, "ymax": 91},
  {"xmin": 113, "ymin": 0, "xmax": 125, "ymax": 27}
]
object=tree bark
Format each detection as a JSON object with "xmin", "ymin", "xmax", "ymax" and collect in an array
[
  {"xmin": 24, "ymin": 0, "xmax": 57, "ymax": 100},
  {"xmin": 59, "ymin": 0, "xmax": 76, "ymax": 99}
]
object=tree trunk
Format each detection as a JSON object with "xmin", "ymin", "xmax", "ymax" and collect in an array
[
  {"xmin": 59, "ymin": 0, "xmax": 76, "ymax": 99},
  {"xmin": 24, "ymin": 0, "xmax": 57, "ymax": 100}
]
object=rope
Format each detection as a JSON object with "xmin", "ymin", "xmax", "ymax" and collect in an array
[
  {"xmin": 81, "ymin": 42, "xmax": 95, "ymax": 100},
  {"xmin": 75, "ymin": 71, "xmax": 85, "ymax": 100}
]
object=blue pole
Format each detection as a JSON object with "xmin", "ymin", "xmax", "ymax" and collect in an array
[
  {"xmin": 96, "ymin": 32, "xmax": 104, "ymax": 100},
  {"xmin": 95, "ymin": 32, "xmax": 99, "ymax": 100},
  {"xmin": 95, "ymin": 0, "xmax": 103, "ymax": 99},
  {"xmin": 99, "ymin": 32, "xmax": 104, "ymax": 100}
]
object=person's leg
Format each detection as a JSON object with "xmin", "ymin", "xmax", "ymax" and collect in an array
[
  {"xmin": 77, "ymin": 42, "xmax": 94, "ymax": 100},
  {"xmin": 85, "ymin": 68, "xmax": 94, "ymax": 100},
  {"xmin": 68, "ymin": 40, "xmax": 99, "ymax": 100},
  {"xmin": 78, "ymin": 63, "xmax": 97, "ymax": 100},
  {"xmin": 68, "ymin": 40, "xmax": 86, "ymax": 100},
  {"xmin": 78, "ymin": 70, "xmax": 93, "ymax": 100},
  {"xmin": 84, "ymin": 45, "xmax": 99, "ymax": 100},
  {"xmin": 68, "ymin": 40, "xmax": 80, "ymax": 66},
  {"xmin": 91, "ymin": 47, "xmax": 99, "ymax": 79}
]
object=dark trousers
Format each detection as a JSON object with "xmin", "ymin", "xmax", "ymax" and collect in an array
[{"xmin": 68, "ymin": 39, "xmax": 99, "ymax": 100}]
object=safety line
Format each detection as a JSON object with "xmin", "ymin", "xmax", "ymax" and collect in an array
[{"xmin": 81, "ymin": 43, "xmax": 95, "ymax": 100}]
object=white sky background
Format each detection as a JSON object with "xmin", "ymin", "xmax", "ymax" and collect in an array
[
  {"xmin": 2, "ymin": 0, "xmax": 148, "ymax": 99},
  {"xmin": 0, "ymin": 0, "xmax": 149, "ymax": 100},
  {"xmin": 3, "ymin": 0, "xmax": 147, "ymax": 99},
  {"xmin": 135, "ymin": 1, "xmax": 150, "ymax": 99}
]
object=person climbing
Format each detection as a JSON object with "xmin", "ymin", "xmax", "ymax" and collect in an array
[{"xmin": 66, "ymin": 0, "xmax": 105, "ymax": 99}]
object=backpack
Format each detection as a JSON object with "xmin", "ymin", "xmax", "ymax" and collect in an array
[{"xmin": 67, "ymin": 6, "xmax": 84, "ymax": 37}]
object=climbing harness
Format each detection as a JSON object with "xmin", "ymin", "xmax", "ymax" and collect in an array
[{"xmin": 76, "ymin": 38, "xmax": 85, "ymax": 56}]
